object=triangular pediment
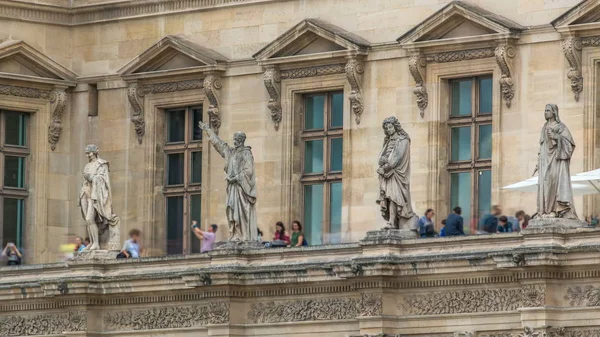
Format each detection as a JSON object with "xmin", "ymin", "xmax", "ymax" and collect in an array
[
  {"xmin": 118, "ymin": 35, "xmax": 227, "ymax": 76},
  {"xmin": 0, "ymin": 40, "xmax": 77, "ymax": 82},
  {"xmin": 397, "ymin": 1, "xmax": 524, "ymax": 45},
  {"xmin": 253, "ymin": 19, "xmax": 369, "ymax": 62},
  {"xmin": 552, "ymin": 0, "xmax": 600, "ymax": 28}
]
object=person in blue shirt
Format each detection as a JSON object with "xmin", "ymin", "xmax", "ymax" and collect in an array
[
  {"xmin": 497, "ymin": 216, "xmax": 513, "ymax": 233},
  {"xmin": 439, "ymin": 219, "xmax": 447, "ymax": 237},
  {"xmin": 418, "ymin": 209, "xmax": 436, "ymax": 238},
  {"xmin": 445, "ymin": 207, "xmax": 465, "ymax": 236}
]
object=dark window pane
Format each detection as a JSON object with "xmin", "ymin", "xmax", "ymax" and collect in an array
[
  {"xmin": 478, "ymin": 124, "xmax": 492, "ymax": 160},
  {"xmin": 479, "ymin": 77, "xmax": 493, "ymax": 114},
  {"xmin": 190, "ymin": 195, "xmax": 201, "ymax": 254},
  {"xmin": 304, "ymin": 184, "xmax": 323, "ymax": 246},
  {"xmin": 477, "ymin": 170, "xmax": 492, "ymax": 220},
  {"xmin": 192, "ymin": 107, "xmax": 203, "ymax": 141},
  {"xmin": 329, "ymin": 182, "xmax": 342, "ymax": 244},
  {"xmin": 304, "ymin": 140, "xmax": 324, "ymax": 174},
  {"xmin": 451, "ymin": 126, "xmax": 472, "ymax": 161},
  {"xmin": 4, "ymin": 156, "xmax": 25, "ymax": 188},
  {"xmin": 191, "ymin": 151, "xmax": 202, "ymax": 184},
  {"xmin": 3, "ymin": 198, "xmax": 25, "ymax": 249},
  {"xmin": 166, "ymin": 109, "xmax": 185, "ymax": 143},
  {"xmin": 305, "ymin": 95, "xmax": 324, "ymax": 130},
  {"xmin": 5, "ymin": 112, "xmax": 27, "ymax": 146},
  {"xmin": 330, "ymin": 92, "xmax": 343, "ymax": 128},
  {"xmin": 330, "ymin": 138, "xmax": 343, "ymax": 172},
  {"xmin": 167, "ymin": 153, "xmax": 184, "ymax": 185},
  {"xmin": 166, "ymin": 196, "xmax": 184, "ymax": 255},
  {"xmin": 451, "ymin": 79, "xmax": 472, "ymax": 117},
  {"xmin": 450, "ymin": 172, "xmax": 471, "ymax": 234}
]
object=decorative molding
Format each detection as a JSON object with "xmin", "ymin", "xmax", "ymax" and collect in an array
[
  {"xmin": 48, "ymin": 89, "xmax": 67, "ymax": 151},
  {"xmin": 103, "ymin": 302, "xmax": 229, "ymax": 331},
  {"xmin": 565, "ymin": 285, "xmax": 600, "ymax": 306},
  {"xmin": 581, "ymin": 36, "xmax": 600, "ymax": 47},
  {"xmin": 139, "ymin": 80, "xmax": 204, "ymax": 95},
  {"xmin": 455, "ymin": 333, "xmax": 474, "ymax": 337},
  {"xmin": 203, "ymin": 74, "xmax": 222, "ymax": 134},
  {"xmin": 518, "ymin": 327, "xmax": 547, "ymax": 337},
  {"xmin": 127, "ymin": 84, "xmax": 145, "ymax": 145},
  {"xmin": 0, "ymin": 311, "xmax": 86, "ymax": 336},
  {"xmin": 345, "ymin": 58, "xmax": 365, "ymax": 124},
  {"xmin": 561, "ymin": 37, "xmax": 583, "ymax": 101},
  {"xmin": 522, "ymin": 284, "xmax": 545, "ymax": 307},
  {"xmin": 495, "ymin": 44, "xmax": 516, "ymax": 108},
  {"xmin": 57, "ymin": 281, "xmax": 69, "ymax": 295},
  {"xmin": 557, "ymin": 328, "xmax": 600, "ymax": 337},
  {"xmin": 0, "ymin": 84, "xmax": 51, "ymax": 99},
  {"xmin": 263, "ymin": 67, "xmax": 282, "ymax": 131},
  {"xmin": 360, "ymin": 293, "xmax": 383, "ymax": 317},
  {"xmin": 280, "ymin": 64, "xmax": 345, "ymax": 80},
  {"xmin": 408, "ymin": 54, "xmax": 427, "ymax": 117},
  {"xmin": 426, "ymin": 48, "xmax": 495, "ymax": 63}
]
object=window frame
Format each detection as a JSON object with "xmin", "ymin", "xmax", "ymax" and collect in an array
[
  {"xmin": 300, "ymin": 90, "xmax": 343, "ymax": 245},
  {"xmin": 447, "ymin": 76, "xmax": 493, "ymax": 227},
  {"xmin": 163, "ymin": 105, "xmax": 203, "ymax": 255}
]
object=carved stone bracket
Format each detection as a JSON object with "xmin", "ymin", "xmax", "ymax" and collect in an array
[
  {"xmin": 127, "ymin": 84, "xmax": 145, "ymax": 145},
  {"xmin": 561, "ymin": 37, "xmax": 583, "ymax": 101},
  {"xmin": 346, "ymin": 57, "xmax": 365, "ymax": 124},
  {"xmin": 263, "ymin": 67, "xmax": 282, "ymax": 130},
  {"xmin": 408, "ymin": 54, "xmax": 428, "ymax": 117},
  {"xmin": 48, "ymin": 89, "xmax": 67, "ymax": 151},
  {"xmin": 495, "ymin": 44, "xmax": 516, "ymax": 108},
  {"xmin": 204, "ymin": 74, "xmax": 222, "ymax": 134}
]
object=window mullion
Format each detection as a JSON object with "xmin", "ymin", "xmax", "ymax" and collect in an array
[
  {"xmin": 0, "ymin": 196, "xmax": 3, "ymax": 246},
  {"xmin": 323, "ymin": 181, "xmax": 330, "ymax": 244}
]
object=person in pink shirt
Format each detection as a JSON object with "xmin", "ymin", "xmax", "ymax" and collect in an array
[
  {"xmin": 192, "ymin": 221, "xmax": 217, "ymax": 253},
  {"xmin": 273, "ymin": 221, "xmax": 290, "ymax": 245}
]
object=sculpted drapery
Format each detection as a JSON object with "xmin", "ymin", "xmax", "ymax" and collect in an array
[{"xmin": 535, "ymin": 104, "xmax": 578, "ymax": 219}]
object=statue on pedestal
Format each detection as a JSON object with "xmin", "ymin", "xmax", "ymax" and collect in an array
[
  {"xmin": 376, "ymin": 116, "xmax": 417, "ymax": 231},
  {"xmin": 533, "ymin": 104, "xmax": 578, "ymax": 219},
  {"xmin": 78, "ymin": 144, "xmax": 120, "ymax": 252},
  {"xmin": 198, "ymin": 121, "xmax": 257, "ymax": 242}
]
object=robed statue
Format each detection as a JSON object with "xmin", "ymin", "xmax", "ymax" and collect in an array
[
  {"xmin": 376, "ymin": 116, "xmax": 417, "ymax": 230},
  {"xmin": 533, "ymin": 104, "xmax": 578, "ymax": 219},
  {"xmin": 198, "ymin": 121, "xmax": 258, "ymax": 242},
  {"xmin": 78, "ymin": 145, "xmax": 120, "ymax": 251}
]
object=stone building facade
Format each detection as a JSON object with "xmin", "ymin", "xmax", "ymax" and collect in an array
[{"xmin": 0, "ymin": 0, "xmax": 599, "ymax": 263}]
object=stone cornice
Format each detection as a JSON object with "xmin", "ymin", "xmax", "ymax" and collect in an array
[{"xmin": 0, "ymin": 0, "xmax": 288, "ymax": 26}]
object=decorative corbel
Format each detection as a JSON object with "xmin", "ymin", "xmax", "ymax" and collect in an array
[
  {"xmin": 408, "ymin": 54, "xmax": 427, "ymax": 117},
  {"xmin": 203, "ymin": 74, "xmax": 222, "ymax": 134},
  {"xmin": 495, "ymin": 44, "xmax": 516, "ymax": 108},
  {"xmin": 345, "ymin": 57, "xmax": 364, "ymax": 124},
  {"xmin": 47, "ymin": 88, "xmax": 67, "ymax": 151},
  {"xmin": 127, "ymin": 83, "xmax": 145, "ymax": 144},
  {"xmin": 263, "ymin": 67, "xmax": 282, "ymax": 130},
  {"xmin": 561, "ymin": 36, "xmax": 583, "ymax": 101}
]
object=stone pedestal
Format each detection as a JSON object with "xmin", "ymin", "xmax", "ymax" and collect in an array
[
  {"xmin": 214, "ymin": 240, "xmax": 264, "ymax": 251},
  {"xmin": 523, "ymin": 217, "xmax": 590, "ymax": 234},
  {"xmin": 360, "ymin": 228, "xmax": 418, "ymax": 245},
  {"xmin": 73, "ymin": 249, "xmax": 118, "ymax": 260}
]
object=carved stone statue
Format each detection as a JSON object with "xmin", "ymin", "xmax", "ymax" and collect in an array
[
  {"xmin": 376, "ymin": 116, "xmax": 417, "ymax": 230},
  {"xmin": 533, "ymin": 104, "xmax": 578, "ymax": 219},
  {"xmin": 78, "ymin": 144, "xmax": 120, "ymax": 251},
  {"xmin": 198, "ymin": 121, "xmax": 257, "ymax": 242}
]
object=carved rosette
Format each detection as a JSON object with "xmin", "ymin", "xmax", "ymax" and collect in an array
[
  {"xmin": 345, "ymin": 58, "xmax": 365, "ymax": 124},
  {"xmin": 127, "ymin": 84, "xmax": 145, "ymax": 144},
  {"xmin": 263, "ymin": 67, "xmax": 282, "ymax": 130},
  {"xmin": 561, "ymin": 37, "xmax": 583, "ymax": 101},
  {"xmin": 495, "ymin": 44, "xmax": 516, "ymax": 108},
  {"xmin": 48, "ymin": 89, "xmax": 67, "ymax": 151},
  {"xmin": 408, "ymin": 54, "xmax": 428, "ymax": 117},
  {"xmin": 204, "ymin": 74, "xmax": 222, "ymax": 134}
]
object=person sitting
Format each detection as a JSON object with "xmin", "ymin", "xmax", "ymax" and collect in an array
[
  {"xmin": 117, "ymin": 229, "xmax": 141, "ymax": 259},
  {"xmin": 289, "ymin": 220, "xmax": 306, "ymax": 247},
  {"xmin": 2, "ymin": 242, "xmax": 22, "ymax": 266},
  {"xmin": 192, "ymin": 221, "xmax": 217, "ymax": 253},
  {"xmin": 74, "ymin": 236, "xmax": 86, "ymax": 252},
  {"xmin": 273, "ymin": 221, "xmax": 290, "ymax": 245},
  {"xmin": 480, "ymin": 205, "xmax": 501, "ymax": 234},
  {"xmin": 84, "ymin": 237, "xmax": 91, "ymax": 247},
  {"xmin": 439, "ymin": 219, "xmax": 447, "ymax": 237},
  {"xmin": 498, "ymin": 216, "xmax": 513, "ymax": 233},
  {"xmin": 418, "ymin": 209, "xmax": 436, "ymax": 238},
  {"xmin": 445, "ymin": 207, "xmax": 465, "ymax": 236}
]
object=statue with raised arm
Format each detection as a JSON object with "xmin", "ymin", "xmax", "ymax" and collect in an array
[
  {"xmin": 376, "ymin": 116, "xmax": 417, "ymax": 231},
  {"xmin": 78, "ymin": 144, "xmax": 120, "ymax": 251},
  {"xmin": 533, "ymin": 104, "xmax": 578, "ymax": 219},
  {"xmin": 198, "ymin": 121, "xmax": 257, "ymax": 242}
]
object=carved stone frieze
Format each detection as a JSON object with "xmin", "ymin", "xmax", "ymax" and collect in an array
[
  {"xmin": 558, "ymin": 328, "xmax": 600, "ymax": 337},
  {"xmin": 581, "ymin": 36, "xmax": 600, "ymax": 47},
  {"xmin": 565, "ymin": 285, "xmax": 600, "ymax": 306},
  {"xmin": 561, "ymin": 37, "xmax": 583, "ymax": 101},
  {"xmin": 425, "ymin": 48, "xmax": 495, "ymax": 63},
  {"xmin": 0, "ymin": 311, "xmax": 86, "ymax": 336},
  {"xmin": 522, "ymin": 284, "xmax": 545, "ymax": 307},
  {"xmin": 518, "ymin": 327, "xmax": 548, "ymax": 337},
  {"xmin": 47, "ymin": 89, "xmax": 67, "ymax": 151},
  {"xmin": 127, "ymin": 84, "xmax": 145, "ymax": 145},
  {"xmin": 263, "ymin": 67, "xmax": 282, "ymax": 130},
  {"xmin": 203, "ymin": 74, "xmax": 222, "ymax": 134},
  {"xmin": 408, "ymin": 54, "xmax": 428, "ymax": 117},
  {"xmin": 103, "ymin": 302, "xmax": 229, "ymax": 331},
  {"xmin": 0, "ymin": 84, "xmax": 51, "ymax": 99},
  {"xmin": 280, "ymin": 64, "xmax": 345, "ymax": 80},
  {"xmin": 139, "ymin": 79, "xmax": 204, "ymax": 95},
  {"xmin": 360, "ymin": 293, "xmax": 383, "ymax": 317},
  {"xmin": 495, "ymin": 44, "xmax": 516, "ymax": 108},
  {"xmin": 345, "ymin": 58, "xmax": 365, "ymax": 124}
]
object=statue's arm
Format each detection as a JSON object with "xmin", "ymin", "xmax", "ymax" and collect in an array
[
  {"xmin": 199, "ymin": 121, "xmax": 228, "ymax": 158},
  {"xmin": 383, "ymin": 139, "xmax": 407, "ymax": 172}
]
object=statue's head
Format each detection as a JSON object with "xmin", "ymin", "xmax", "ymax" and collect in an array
[
  {"xmin": 544, "ymin": 104, "xmax": 560, "ymax": 122},
  {"xmin": 233, "ymin": 132, "xmax": 246, "ymax": 148},
  {"xmin": 85, "ymin": 144, "xmax": 99, "ymax": 160},
  {"xmin": 382, "ymin": 116, "xmax": 410, "ymax": 142}
]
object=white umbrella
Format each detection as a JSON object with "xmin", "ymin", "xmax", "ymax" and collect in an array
[{"xmin": 503, "ymin": 173, "xmax": 600, "ymax": 196}]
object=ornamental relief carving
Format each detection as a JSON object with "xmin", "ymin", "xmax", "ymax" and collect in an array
[
  {"xmin": 565, "ymin": 285, "xmax": 600, "ymax": 306},
  {"xmin": 103, "ymin": 302, "xmax": 229, "ymax": 331},
  {"xmin": 345, "ymin": 58, "xmax": 365, "ymax": 124},
  {"xmin": 280, "ymin": 64, "xmax": 346, "ymax": 80},
  {"xmin": 408, "ymin": 54, "xmax": 427, "ymax": 117},
  {"xmin": 0, "ymin": 311, "xmax": 86, "ymax": 336},
  {"xmin": 561, "ymin": 37, "xmax": 583, "ymax": 101},
  {"xmin": 263, "ymin": 67, "xmax": 282, "ymax": 131},
  {"xmin": 203, "ymin": 74, "xmax": 222, "ymax": 134},
  {"xmin": 495, "ymin": 44, "xmax": 516, "ymax": 108}
]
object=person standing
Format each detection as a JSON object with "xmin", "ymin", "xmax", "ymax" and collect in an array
[
  {"xmin": 2, "ymin": 243, "xmax": 22, "ymax": 266},
  {"xmin": 289, "ymin": 221, "xmax": 305, "ymax": 247},
  {"xmin": 439, "ymin": 219, "xmax": 447, "ymax": 237},
  {"xmin": 192, "ymin": 221, "xmax": 217, "ymax": 253},
  {"xmin": 479, "ymin": 205, "xmax": 501, "ymax": 234},
  {"xmin": 418, "ymin": 209, "xmax": 436, "ymax": 238},
  {"xmin": 445, "ymin": 207, "xmax": 465, "ymax": 236}
]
